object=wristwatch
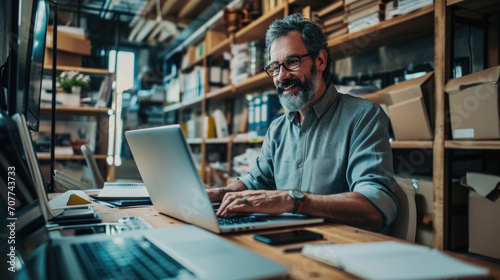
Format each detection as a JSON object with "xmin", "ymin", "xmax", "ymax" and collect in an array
[{"xmin": 289, "ymin": 189, "xmax": 305, "ymax": 214}]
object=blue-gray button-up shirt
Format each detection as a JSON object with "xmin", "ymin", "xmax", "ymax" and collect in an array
[{"xmin": 239, "ymin": 84, "xmax": 398, "ymax": 229}]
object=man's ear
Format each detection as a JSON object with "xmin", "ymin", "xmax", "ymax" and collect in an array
[{"xmin": 316, "ymin": 49, "xmax": 328, "ymax": 72}]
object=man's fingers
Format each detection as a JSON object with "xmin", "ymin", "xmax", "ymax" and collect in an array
[
  {"xmin": 217, "ymin": 192, "xmax": 242, "ymax": 216},
  {"xmin": 219, "ymin": 196, "xmax": 251, "ymax": 217}
]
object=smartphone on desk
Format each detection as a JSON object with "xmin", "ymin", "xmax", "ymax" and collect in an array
[{"xmin": 254, "ymin": 230, "xmax": 323, "ymax": 245}]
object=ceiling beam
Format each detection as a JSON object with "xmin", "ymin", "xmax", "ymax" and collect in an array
[
  {"xmin": 135, "ymin": 20, "xmax": 158, "ymax": 42},
  {"xmin": 141, "ymin": 0, "xmax": 156, "ymax": 17},
  {"xmin": 161, "ymin": 0, "xmax": 186, "ymax": 17},
  {"xmin": 128, "ymin": 18, "xmax": 147, "ymax": 41}
]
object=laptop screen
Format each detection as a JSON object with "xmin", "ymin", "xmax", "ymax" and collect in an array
[{"xmin": 0, "ymin": 113, "xmax": 44, "ymax": 234}]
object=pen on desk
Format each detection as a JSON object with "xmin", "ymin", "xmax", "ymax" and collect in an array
[
  {"xmin": 283, "ymin": 246, "xmax": 303, "ymax": 253},
  {"xmin": 92, "ymin": 199, "xmax": 118, "ymax": 208}
]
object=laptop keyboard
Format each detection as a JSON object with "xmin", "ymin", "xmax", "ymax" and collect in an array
[
  {"xmin": 72, "ymin": 237, "xmax": 193, "ymax": 280},
  {"xmin": 218, "ymin": 216, "xmax": 257, "ymax": 226}
]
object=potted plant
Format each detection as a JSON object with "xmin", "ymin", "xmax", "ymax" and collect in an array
[
  {"xmin": 57, "ymin": 70, "xmax": 90, "ymax": 94},
  {"xmin": 56, "ymin": 71, "xmax": 90, "ymax": 106}
]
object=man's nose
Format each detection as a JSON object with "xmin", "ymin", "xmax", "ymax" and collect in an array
[{"xmin": 276, "ymin": 65, "xmax": 291, "ymax": 82}]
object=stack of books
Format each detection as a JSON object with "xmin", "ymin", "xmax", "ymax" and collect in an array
[
  {"xmin": 386, "ymin": 0, "xmax": 433, "ymax": 20},
  {"xmin": 230, "ymin": 43, "xmax": 250, "ymax": 85},
  {"xmin": 180, "ymin": 66, "xmax": 205, "ymax": 102},
  {"xmin": 345, "ymin": 0, "xmax": 386, "ymax": 33},
  {"xmin": 248, "ymin": 93, "xmax": 283, "ymax": 138},
  {"xmin": 312, "ymin": 1, "xmax": 347, "ymax": 41}
]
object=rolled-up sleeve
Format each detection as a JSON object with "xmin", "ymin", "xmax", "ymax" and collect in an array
[{"xmin": 347, "ymin": 103, "xmax": 399, "ymax": 230}]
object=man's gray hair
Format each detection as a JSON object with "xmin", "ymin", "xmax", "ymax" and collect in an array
[{"xmin": 265, "ymin": 13, "xmax": 331, "ymax": 83}]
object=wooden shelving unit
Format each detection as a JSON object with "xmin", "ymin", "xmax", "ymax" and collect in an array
[
  {"xmin": 432, "ymin": 0, "xmax": 500, "ymax": 251},
  {"xmin": 161, "ymin": 0, "xmax": 500, "ymax": 255},
  {"xmin": 39, "ymin": 66, "xmax": 114, "ymax": 182},
  {"xmin": 327, "ymin": 4, "xmax": 434, "ymax": 60},
  {"xmin": 234, "ymin": 3, "xmax": 287, "ymax": 44}
]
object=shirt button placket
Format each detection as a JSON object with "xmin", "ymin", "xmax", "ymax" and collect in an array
[{"xmin": 295, "ymin": 125, "xmax": 306, "ymax": 188}]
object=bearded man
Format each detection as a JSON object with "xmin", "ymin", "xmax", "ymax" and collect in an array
[{"xmin": 207, "ymin": 13, "xmax": 398, "ymax": 232}]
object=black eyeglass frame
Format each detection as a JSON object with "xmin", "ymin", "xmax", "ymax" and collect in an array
[{"xmin": 264, "ymin": 52, "xmax": 317, "ymax": 77}]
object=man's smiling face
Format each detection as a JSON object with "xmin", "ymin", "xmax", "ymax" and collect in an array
[{"xmin": 270, "ymin": 31, "xmax": 320, "ymax": 112}]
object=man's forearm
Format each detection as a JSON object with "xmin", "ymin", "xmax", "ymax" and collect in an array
[{"xmin": 302, "ymin": 192, "xmax": 384, "ymax": 231}]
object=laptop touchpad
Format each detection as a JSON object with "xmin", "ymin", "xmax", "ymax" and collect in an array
[{"xmin": 170, "ymin": 239, "xmax": 234, "ymax": 257}]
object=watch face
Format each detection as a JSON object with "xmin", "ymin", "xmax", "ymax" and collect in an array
[{"xmin": 291, "ymin": 189, "xmax": 304, "ymax": 199}]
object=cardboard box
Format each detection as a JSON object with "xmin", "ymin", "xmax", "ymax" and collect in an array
[
  {"xmin": 205, "ymin": 30, "xmax": 227, "ymax": 52},
  {"xmin": 389, "ymin": 97, "xmax": 433, "ymax": 140},
  {"xmin": 181, "ymin": 45, "xmax": 198, "ymax": 69},
  {"xmin": 445, "ymin": 66, "xmax": 500, "ymax": 140},
  {"xmin": 46, "ymin": 26, "xmax": 91, "ymax": 55},
  {"xmin": 374, "ymin": 72, "xmax": 434, "ymax": 140},
  {"xmin": 44, "ymin": 48, "xmax": 82, "ymax": 67},
  {"xmin": 462, "ymin": 172, "xmax": 500, "ymax": 260}
]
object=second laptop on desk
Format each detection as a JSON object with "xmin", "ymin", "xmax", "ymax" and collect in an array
[{"xmin": 125, "ymin": 124, "xmax": 324, "ymax": 234}]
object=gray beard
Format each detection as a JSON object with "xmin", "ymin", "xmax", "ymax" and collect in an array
[{"xmin": 277, "ymin": 72, "xmax": 318, "ymax": 112}]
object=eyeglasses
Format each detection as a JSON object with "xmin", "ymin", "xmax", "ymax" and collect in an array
[{"xmin": 264, "ymin": 52, "xmax": 316, "ymax": 77}]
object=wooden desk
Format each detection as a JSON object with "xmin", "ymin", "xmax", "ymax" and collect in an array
[{"xmin": 85, "ymin": 200, "xmax": 500, "ymax": 280}]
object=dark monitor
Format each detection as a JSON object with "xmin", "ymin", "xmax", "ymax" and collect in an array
[
  {"xmin": 0, "ymin": 0, "xmax": 18, "ymax": 115},
  {"xmin": 17, "ymin": 0, "xmax": 49, "ymax": 131}
]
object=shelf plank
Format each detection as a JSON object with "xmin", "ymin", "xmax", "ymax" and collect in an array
[
  {"xmin": 43, "ymin": 65, "xmax": 110, "ymax": 74},
  {"xmin": 40, "ymin": 106, "xmax": 111, "ymax": 116},
  {"xmin": 186, "ymin": 138, "xmax": 202, "ymax": 144},
  {"xmin": 163, "ymin": 102, "xmax": 182, "ymax": 113},
  {"xmin": 232, "ymin": 136, "xmax": 265, "ymax": 143},
  {"xmin": 205, "ymin": 38, "xmax": 230, "ymax": 58},
  {"xmin": 327, "ymin": 4, "xmax": 434, "ymax": 60},
  {"xmin": 181, "ymin": 55, "xmax": 205, "ymax": 72},
  {"xmin": 205, "ymin": 137, "xmax": 231, "ymax": 144},
  {"xmin": 445, "ymin": 140, "xmax": 500, "ymax": 150},
  {"xmin": 234, "ymin": 71, "xmax": 274, "ymax": 95},
  {"xmin": 206, "ymin": 84, "xmax": 233, "ymax": 100},
  {"xmin": 235, "ymin": 3, "xmax": 286, "ymax": 44},
  {"xmin": 206, "ymin": 72, "xmax": 274, "ymax": 101},
  {"xmin": 390, "ymin": 141, "xmax": 433, "ymax": 149},
  {"xmin": 182, "ymin": 96, "xmax": 204, "ymax": 108},
  {"xmin": 37, "ymin": 154, "xmax": 107, "ymax": 160}
]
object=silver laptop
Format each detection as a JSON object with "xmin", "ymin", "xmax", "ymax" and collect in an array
[
  {"xmin": 6, "ymin": 113, "xmax": 288, "ymax": 280},
  {"xmin": 125, "ymin": 124, "xmax": 324, "ymax": 234}
]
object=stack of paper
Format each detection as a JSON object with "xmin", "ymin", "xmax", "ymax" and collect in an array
[
  {"xmin": 302, "ymin": 241, "xmax": 489, "ymax": 280},
  {"xmin": 345, "ymin": 0, "xmax": 385, "ymax": 33},
  {"xmin": 386, "ymin": 0, "xmax": 433, "ymax": 20},
  {"xmin": 90, "ymin": 182, "xmax": 152, "ymax": 207},
  {"xmin": 96, "ymin": 182, "xmax": 149, "ymax": 200},
  {"xmin": 312, "ymin": 1, "xmax": 347, "ymax": 40}
]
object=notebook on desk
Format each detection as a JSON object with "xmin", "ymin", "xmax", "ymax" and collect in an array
[
  {"xmin": 3, "ymin": 113, "xmax": 288, "ymax": 280},
  {"xmin": 301, "ymin": 241, "xmax": 489, "ymax": 280},
  {"xmin": 125, "ymin": 124, "xmax": 324, "ymax": 234}
]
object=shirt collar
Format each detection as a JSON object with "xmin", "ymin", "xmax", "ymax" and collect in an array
[{"xmin": 286, "ymin": 84, "xmax": 339, "ymax": 123}]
